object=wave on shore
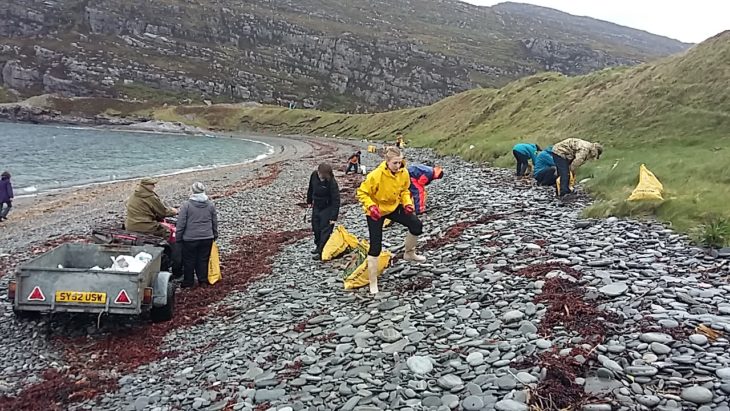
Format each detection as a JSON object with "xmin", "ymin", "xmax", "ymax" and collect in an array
[{"xmin": 15, "ymin": 140, "xmax": 275, "ymax": 199}]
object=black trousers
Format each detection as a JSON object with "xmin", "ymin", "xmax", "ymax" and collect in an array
[
  {"xmin": 551, "ymin": 152, "xmax": 572, "ymax": 196},
  {"xmin": 182, "ymin": 239, "xmax": 214, "ymax": 286},
  {"xmin": 312, "ymin": 207, "xmax": 335, "ymax": 253},
  {"xmin": 513, "ymin": 150, "xmax": 530, "ymax": 176},
  {"xmin": 0, "ymin": 201, "xmax": 10, "ymax": 219},
  {"xmin": 535, "ymin": 166, "xmax": 558, "ymax": 187},
  {"xmin": 367, "ymin": 205, "xmax": 423, "ymax": 257},
  {"xmin": 345, "ymin": 163, "xmax": 358, "ymax": 174}
]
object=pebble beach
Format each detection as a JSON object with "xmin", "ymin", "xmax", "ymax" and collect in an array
[{"xmin": 1, "ymin": 136, "xmax": 730, "ymax": 411}]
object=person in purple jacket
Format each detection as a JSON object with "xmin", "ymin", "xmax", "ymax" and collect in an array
[
  {"xmin": 407, "ymin": 164, "xmax": 444, "ymax": 215},
  {"xmin": 0, "ymin": 171, "xmax": 13, "ymax": 222}
]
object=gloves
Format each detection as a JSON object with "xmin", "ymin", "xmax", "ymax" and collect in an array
[
  {"xmin": 368, "ymin": 205, "xmax": 382, "ymax": 221},
  {"xmin": 404, "ymin": 204, "xmax": 415, "ymax": 214}
]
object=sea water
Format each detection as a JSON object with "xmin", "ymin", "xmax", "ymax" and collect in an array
[{"xmin": 0, "ymin": 122, "xmax": 273, "ymax": 195}]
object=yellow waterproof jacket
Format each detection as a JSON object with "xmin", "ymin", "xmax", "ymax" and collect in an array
[
  {"xmin": 357, "ymin": 161, "xmax": 413, "ymax": 216},
  {"xmin": 552, "ymin": 138, "xmax": 602, "ymax": 172},
  {"xmin": 125, "ymin": 184, "xmax": 176, "ymax": 235}
]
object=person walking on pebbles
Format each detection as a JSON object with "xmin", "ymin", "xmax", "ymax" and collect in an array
[
  {"xmin": 0, "ymin": 171, "xmax": 13, "ymax": 222},
  {"xmin": 512, "ymin": 142, "xmax": 541, "ymax": 177},
  {"xmin": 176, "ymin": 182, "xmax": 218, "ymax": 288},
  {"xmin": 357, "ymin": 146, "xmax": 425, "ymax": 294},
  {"xmin": 307, "ymin": 163, "xmax": 340, "ymax": 260},
  {"xmin": 551, "ymin": 138, "xmax": 603, "ymax": 198}
]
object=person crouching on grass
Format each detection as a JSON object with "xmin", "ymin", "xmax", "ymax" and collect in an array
[{"xmin": 356, "ymin": 146, "xmax": 425, "ymax": 294}]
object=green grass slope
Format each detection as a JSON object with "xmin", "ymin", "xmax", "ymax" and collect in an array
[{"xmin": 155, "ymin": 31, "xmax": 730, "ymax": 235}]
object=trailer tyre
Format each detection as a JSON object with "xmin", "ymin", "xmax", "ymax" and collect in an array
[
  {"xmin": 151, "ymin": 281, "xmax": 176, "ymax": 322},
  {"xmin": 13, "ymin": 308, "xmax": 41, "ymax": 320}
]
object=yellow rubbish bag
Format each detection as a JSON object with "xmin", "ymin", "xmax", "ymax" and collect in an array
[
  {"xmin": 367, "ymin": 145, "xmax": 377, "ymax": 153},
  {"xmin": 555, "ymin": 172, "xmax": 576, "ymax": 197},
  {"xmin": 322, "ymin": 225, "xmax": 359, "ymax": 261},
  {"xmin": 342, "ymin": 240, "xmax": 392, "ymax": 290},
  {"xmin": 628, "ymin": 164, "xmax": 664, "ymax": 201},
  {"xmin": 208, "ymin": 241, "xmax": 221, "ymax": 285}
]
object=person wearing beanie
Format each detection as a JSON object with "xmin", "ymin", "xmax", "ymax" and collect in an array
[
  {"xmin": 125, "ymin": 177, "xmax": 178, "ymax": 237},
  {"xmin": 0, "ymin": 171, "xmax": 13, "ymax": 222},
  {"xmin": 512, "ymin": 143, "xmax": 542, "ymax": 177},
  {"xmin": 176, "ymin": 182, "xmax": 219, "ymax": 288},
  {"xmin": 407, "ymin": 163, "xmax": 444, "ymax": 215},
  {"xmin": 551, "ymin": 138, "xmax": 604, "ymax": 198},
  {"xmin": 356, "ymin": 146, "xmax": 425, "ymax": 295}
]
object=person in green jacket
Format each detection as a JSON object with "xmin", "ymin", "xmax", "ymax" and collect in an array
[{"xmin": 125, "ymin": 177, "xmax": 178, "ymax": 238}]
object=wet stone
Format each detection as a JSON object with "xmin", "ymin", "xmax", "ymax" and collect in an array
[
  {"xmin": 462, "ymin": 396, "xmax": 484, "ymax": 411},
  {"xmin": 681, "ymin": 386, "xmax": 713, "ymax": 404}
]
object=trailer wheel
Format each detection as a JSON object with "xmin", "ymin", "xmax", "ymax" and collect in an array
[
  {"xmin": 13, "ymin": 308, "xmax": 41, "ymax": 320},
  {"xmin": 151, "ymin": 281, "xmax": 176, "ymax": 322}
]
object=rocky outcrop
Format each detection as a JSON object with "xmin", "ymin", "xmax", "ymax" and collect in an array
[
  {"xmin": 0, "ymin": 0, "xmax": 690, "ymax": 111},
  {"xmin": 2, "ymin": 61, "xmax": 41, "ymax": 90},
  {"xmin": 522, "ymin": 38, "xmax": 641, "ymax": 72}
]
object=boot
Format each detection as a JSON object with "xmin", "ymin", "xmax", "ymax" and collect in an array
[
  {"xmin": 403, "ymin": 233, "xmax": 426, "ymax": 263},
  {"xmin": 367, "ymin": 255, "xmax": 380, "ymax": 294}
]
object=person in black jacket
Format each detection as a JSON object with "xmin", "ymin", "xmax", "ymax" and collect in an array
[{"xmin": 307, "ymin": 163, "xmax": 340, "ymax": 260}]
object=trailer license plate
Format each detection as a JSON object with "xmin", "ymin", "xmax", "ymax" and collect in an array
[{"xmin": 55, "ymin": 291, "xmax": 107, "ymax": 304}]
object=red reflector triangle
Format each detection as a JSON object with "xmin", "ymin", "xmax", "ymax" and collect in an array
[
  {"xmin": 114, "ymin": 289, "xmax": 132, "ymax": 305},
  {"xmin": 27, "ymin": 286, "xmax": 45, "ymax": 302}
]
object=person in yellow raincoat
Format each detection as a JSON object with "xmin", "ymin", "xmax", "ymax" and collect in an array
[
  {"xmin": 356, "ymin": 146, "xmax": 425, "ymax": 294},
  {"xmin": 395, "ymin": 134, "xmax": 405, "ymax": 149}
]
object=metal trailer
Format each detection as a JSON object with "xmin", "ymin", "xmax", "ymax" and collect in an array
[{"xmin": 8, "ymin": 243, "xmax": 176, "ymax": 323}]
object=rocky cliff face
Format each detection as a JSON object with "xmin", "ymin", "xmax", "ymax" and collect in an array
[{"xmin": 0, "ymin": 0, "xmax": 690, "ymax": 112}]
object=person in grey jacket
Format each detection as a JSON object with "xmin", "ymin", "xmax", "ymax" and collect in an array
[{"xmin": 176, "ymin": 182, "xmax": 218, "ymax": 288}]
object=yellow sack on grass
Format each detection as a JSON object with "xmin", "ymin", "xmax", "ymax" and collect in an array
[
  {"xmin": 556, "ymin": 172, "xmax": 576, "ymax": 197},
  {"xmin": 208, "ymin": 241, "xmax": 221, "ymax": 285},
  {"xmin": 628, "ymin": 164, "xmax": 664, "ymax": 201},
  {"xmin": 367, "ymin": 145, "xmax": 377, "ymax": 153},
  {"xmin": 322, "ymin": 225, "xmax": 359, "ymax": 261}
]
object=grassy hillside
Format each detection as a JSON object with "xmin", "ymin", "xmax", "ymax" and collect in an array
[
  {"xmin": 150, "ymin": 31, "xmax": 727, "ymax": 238},
  {"xmin": 0, "ymin": 87, "xmax": 17, "ymax": 103}
]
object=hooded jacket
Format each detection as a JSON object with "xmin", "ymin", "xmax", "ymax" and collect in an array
[
  {"xmin": 512, "ymin": 143, "xmax": 540, "ymax": 164},
  {"xmin": 176, "ymin": 195, "xmax": 218, "ymax": 242},
  {"xmin": 533, "ymin": 146, "xmax": 555, "ymax": 177},
  {"xmin": 0, "ymin": 175, "xmax": 12, "ymax": 203},
  {"xmin": 407, "ymin": 164, "xmax": 443, "ymax": 214},
  {"xmin": 125, "ymin": 184, "xmax": 176, "ymax": 235},
  {"xmin": 357, "ymin": 160, "xmax": 413, "ymax": 216},
  {"xmin": 552, "ymin": 138, "xmax": 603, "ymax": 172},
  {"xmin": 306, "ymin": 171, "xmax": 340, "ymax": 221}
]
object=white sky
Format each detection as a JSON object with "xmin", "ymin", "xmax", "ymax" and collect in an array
[{"xmin": 463, "ymin": 0, "xmax": 730, "ymax": 43}]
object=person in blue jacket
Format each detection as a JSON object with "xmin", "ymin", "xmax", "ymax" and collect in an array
[
  {"xmin": 533, "ymin": 146, "xmax": 558, "ymax": 186},
  {"xmin": 407, "ymin": 164, "xmax": 444, "ymax": 214},
  {"xmin": 512, "ymin": 143, "xmax": 541, "ymax": 177}
]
